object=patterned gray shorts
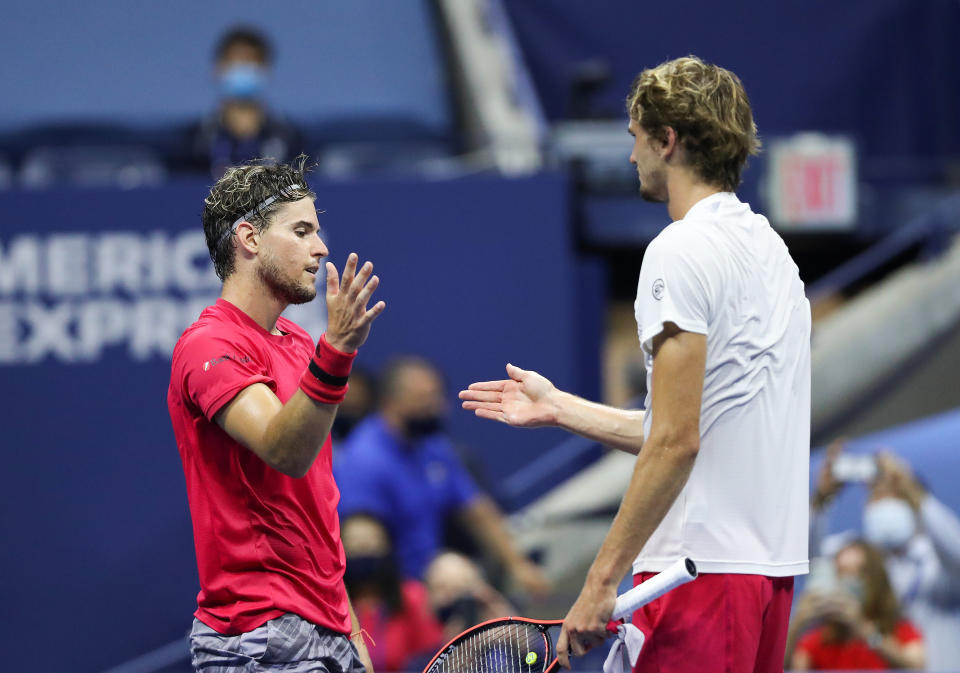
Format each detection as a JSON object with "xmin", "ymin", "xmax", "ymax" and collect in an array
[{"xmin": 190, "ymin": 612, "xmax": 367, "ymax": 673}]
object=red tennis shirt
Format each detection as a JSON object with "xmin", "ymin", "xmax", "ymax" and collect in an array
[{"xmin": 167, "ymin": 298, "xmax": 350, "ymax": 636}]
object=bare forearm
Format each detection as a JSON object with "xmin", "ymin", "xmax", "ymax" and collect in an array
[
  {"xmin": 586, "ymin": 439, "xmax": 697, "ymax": 587},
  {"xmin": 553, "ymin": 390, "xmax": 645, "ymax": 455},
  {"xmin": 348, "ymin": 596, "xmax": 374, "ymax": 673},
  {"xmin": 261, "ymin": 391, "xmax": 338, "ymax": 477}
]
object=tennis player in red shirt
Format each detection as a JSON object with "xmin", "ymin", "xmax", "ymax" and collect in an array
[{"xmin": 167, "ymin": 157, "xmax": 385, "ymax": 673}]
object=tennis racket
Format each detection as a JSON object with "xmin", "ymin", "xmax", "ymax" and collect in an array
[{"xmin": 422, "ymin": 557, "xmax": 697, "ymax": 673}]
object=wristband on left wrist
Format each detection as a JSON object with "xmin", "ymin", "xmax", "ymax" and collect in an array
[{"xmin": 299, "ymin": 333, "xmax": 356, "ymax": 404}]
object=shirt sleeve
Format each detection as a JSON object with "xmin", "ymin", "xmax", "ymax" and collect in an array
[
  {"xmin": 176, "ymin": 331, "xmax": 274, "ymax": 421},
  {"xmin": 634, "ymin": 231, "xmax": 714, "ymax": 354}
]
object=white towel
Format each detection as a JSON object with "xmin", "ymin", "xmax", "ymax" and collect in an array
[{"xmin": 602, "ymin": 622, "xmax": 645, "ymax": 673}]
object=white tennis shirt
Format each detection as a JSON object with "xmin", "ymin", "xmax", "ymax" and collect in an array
[{"xmin": 633, "ymin": 192, "xmax": 810, "ymax": 576}]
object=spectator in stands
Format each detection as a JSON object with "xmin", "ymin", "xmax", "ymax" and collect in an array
[
  {"xmin": 787, "ymin": 540, "xmax": 924, "ymax": 670},
  {"xmin": 425, "ymin": 551, "xmax": 514, "ymax": 643},
  {"xmin": 342, "ymin": 513, "xmax": 443, "ymax": 672},
  {"xmin": 188, "ymin": 26, "xmax": 304, "ymax": 178},
  {"xmin": 331, "ymin": 366, "xmax": 376, "ymax": 443},
  {"xmin": 334, "ymin": 356, "xmax": 550, "ymax": 597},
  {"xmin": 812, "ymin": 445, "xmax": 960, "ymax": 671}
]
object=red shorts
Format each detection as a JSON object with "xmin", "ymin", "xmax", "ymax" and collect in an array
[{"xmin": 631, "ymin": 572, "xmax": 794, "ymax": 673}]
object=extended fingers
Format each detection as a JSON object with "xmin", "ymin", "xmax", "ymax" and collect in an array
[
  {"xmin": 506, "ymin": 363, "xmax": 527, "ymax": 381},
  {"xmin": 339, "ymin": 253, "xmax": 359, "ymax": 294},
  {"xmin": 354, "ymin": 273, "xmax": 379, "ymax": 309},
  {"xmin": 465, "ymin": 380, "xmax": 509, "ymax": 392},
  {"xmin": 461, "ymin": 401, "xmax": 502, "ymax": 413},
  {"xmin": 325, "ymin": 261, "xmax": 340, "ymax": 297},
  {"xmin": 459, "ymin": 389, "xmax": 501, "ymax": 403},
  {"xmin": 556, "ymin": 629, "xmax": 571, "ymax": 670},
  {"xmin": 472, "ymin": 408, "xmax": 508, "ymax": 424},
  {"xmin": 348, "ymin": 261, "xmax": 374, "ymax": 301},
  {"xmin": 363, "ymin": 300, "xmax": 386, "ymax": 323}
]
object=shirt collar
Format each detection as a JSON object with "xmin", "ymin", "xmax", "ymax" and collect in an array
[{"xmin": 682, "ymin": 191, "xmax": 738, "ymax": 222}]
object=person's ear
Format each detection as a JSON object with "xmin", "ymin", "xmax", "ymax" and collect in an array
[
  {"xmin": 235, "ymin": 221, "xmax": 261, "ymax": 255},
  {"xmin": 660, "ymin": 127, "xmax": 679, "ymax": 160}
]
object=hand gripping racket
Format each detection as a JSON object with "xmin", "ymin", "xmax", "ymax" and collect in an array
[{"xmin": 422, "ymin": 557, "xmax": 697, "ymax": 673}]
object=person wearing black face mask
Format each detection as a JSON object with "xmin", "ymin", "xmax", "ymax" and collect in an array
[
  {"xmin": 425, "ymin": 551, "xmax": 514, "ymax": 644},
  {"xmin": 334, "ymin": 356, "xmax": 551, "ymax": 598},
  {"xmin": 342, "ymin": 514, "xmax": 443, "ymax": 672},
  {"xmin": 182, "ymin": 26, "xmax": 305, "ymax": 178}
]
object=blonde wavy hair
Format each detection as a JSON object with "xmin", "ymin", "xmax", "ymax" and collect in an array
[
  {"xmin": 627, "ymin": 56, "xmax": 760, "ymax": 192},
  {"xmin": 201, "ymin": 155, "xmax": 316, "ymax": 281}
]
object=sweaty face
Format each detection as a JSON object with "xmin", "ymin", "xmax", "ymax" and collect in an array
[
  {"xmin": 628, "ymin": 118, "xmax": 668, "ymax": 203},
  {"xmin": 255, "ymin": 197, "xmax": 326, "ymax": 305}
]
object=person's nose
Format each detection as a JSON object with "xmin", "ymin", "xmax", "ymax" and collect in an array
[{"xmin": 313, "ymin": 234, "xmax": 328, "ymax": 258}]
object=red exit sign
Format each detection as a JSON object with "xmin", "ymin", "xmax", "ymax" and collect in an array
[{"xmin": 766, "ymin": 134, "xmax": 857, "ymax": 230}]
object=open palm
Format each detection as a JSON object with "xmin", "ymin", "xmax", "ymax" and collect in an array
[{"xmin": 459, "ymin": 364, "xmax": 559, "ymax": 428}]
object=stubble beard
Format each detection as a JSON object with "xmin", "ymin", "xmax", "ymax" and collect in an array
[
  {"xmin": 257, "ymin": 254, "xmax": 317, "ymax": 305},
  {"xmin": 638, "ymin": 169, "xmax": 668, "ymax": 204}
]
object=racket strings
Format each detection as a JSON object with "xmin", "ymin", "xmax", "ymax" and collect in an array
[{"xmin": 427, "ymin": 621, "xmax": 550, "ymax": 673}]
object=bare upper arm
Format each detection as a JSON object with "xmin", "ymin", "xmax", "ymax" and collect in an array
[
  {"xmin": 647, "ymin": 322, "xmax": 707, "ymax": 450},
  {"xmin": 215, "ymin": 382, "xmax": 284, "ymax": 458}
]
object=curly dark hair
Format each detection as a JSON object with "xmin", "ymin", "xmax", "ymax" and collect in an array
[
  {"xmin": 627, "ymin": 56, "xmax": 761, "ymax": 192},
  {"xmin": 201, "ymin": 156, "xmax": 316, "ymax": 281}
]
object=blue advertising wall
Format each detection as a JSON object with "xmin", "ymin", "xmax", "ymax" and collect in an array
[{"xmin": 0, "ymin": 172, "xmax": 603, "ymax": 671}]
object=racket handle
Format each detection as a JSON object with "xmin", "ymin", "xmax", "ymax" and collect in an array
[{"xmin": 611, "ymin": 557, "xmax": 698, "ymax": 619}]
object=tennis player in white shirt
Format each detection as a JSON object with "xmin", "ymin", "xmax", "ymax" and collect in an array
[{"xmin": 460, "ymin": 56, "xmax": 811, "ymax": 673}]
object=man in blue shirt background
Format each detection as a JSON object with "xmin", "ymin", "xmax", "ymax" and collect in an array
[{"xmin": 335, "ymin": 356, "xmax": 550, "ymax": 596}]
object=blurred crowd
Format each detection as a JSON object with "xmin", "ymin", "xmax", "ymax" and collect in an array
[
  {"xmin": 784, "ymin": 444, "xmax": 960, "ymax": 671},
  {"xmin": 333, "ymin": 357, "xmax": 550, "ymax": 671}
]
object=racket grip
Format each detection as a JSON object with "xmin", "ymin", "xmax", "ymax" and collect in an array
[{"xmin": 611, "ymin": 557, "xmax": 697, "ymax": 619}]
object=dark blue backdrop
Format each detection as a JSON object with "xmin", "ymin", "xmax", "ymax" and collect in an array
[
  {"xmin": 505, "ymin": 0, "xmax": 960, "ymax": 163},
  {"xmin": 0, "ymin": 172, "xmax": 604, "ymax": 672}
]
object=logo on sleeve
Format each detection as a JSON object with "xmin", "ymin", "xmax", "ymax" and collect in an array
[
  {"xmin": 202, "ymin": 354, "xmax": 250, "ymax": 371},
  {"xmin": 652, "ymin": 278, "xmax": 665, "ymax": 300}
]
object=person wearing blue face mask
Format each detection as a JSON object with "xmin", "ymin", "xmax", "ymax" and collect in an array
[
  {"xmin": 334, "ymin": 356, "xmax": 551, "ymax": 598},
  {"xmin": 185, "ymin": 26, "xmax": 304, "ymax": 178},
  {"xmin": 811, "ymin": 446, "xmax": 960, "ymax": 671}
]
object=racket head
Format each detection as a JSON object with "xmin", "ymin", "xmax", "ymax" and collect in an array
[{"xmin": 422, "ymin": 616, "xmax": 564, "ymax": 673}]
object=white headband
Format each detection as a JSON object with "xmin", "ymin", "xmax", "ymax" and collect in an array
[{"xmin": 220, "ymin": 183, "xmax": 307, "ymax": 245}]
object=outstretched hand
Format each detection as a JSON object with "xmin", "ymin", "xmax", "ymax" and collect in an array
[
  {"xmin": 325, "ymin": 253, "xmax": 386, "ymax": 353},
  {"xmin": 459, "ymin": 364, "xmax": 560, "ymax": 428}
]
